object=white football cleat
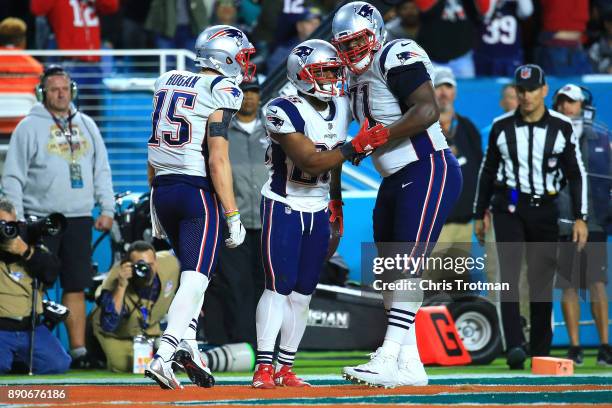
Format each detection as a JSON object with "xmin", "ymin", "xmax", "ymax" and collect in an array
[
  {"xmin": 173, "ymin": 340, "xmax": 215, "ymax": 388},
  {"xmin": 397, "ymin": 354, "xmax": 428, "ymax": 386},
  {"xmin": 342, "ymin": 347, "xmax": 399, "ymax": 388},
  {"xmin": 145, "ymin": 355, "xmax": 182, "ymax": 390}
]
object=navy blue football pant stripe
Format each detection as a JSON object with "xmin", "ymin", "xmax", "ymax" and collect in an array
[
  {"xmin": 373, "ymin": 149, "xmax": 462, "ymax": 276},
  {"xmin": 152, "ymin": 183, "xmax": 221, "ymax": 277},
  {"xmin": 260, "ymin": 197, "xmax": 330, "ymax": 296}
]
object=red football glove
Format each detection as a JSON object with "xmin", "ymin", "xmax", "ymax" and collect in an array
[
  {"xmin": 328, "ymin": 199, "xmax": 344, "ymax": 236},
  {"xmin": 341, "ymin": 118, "xmax": 389, "ymax": 159}
]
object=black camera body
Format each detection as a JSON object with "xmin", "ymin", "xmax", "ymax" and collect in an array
[
  {"xmin": 0, "ymin": 213, "xmax": 67, "ymax": 245},
  {"xmin": 131, "ymin": 260, "xmax": 152, "ymax": 284},
  {"xmin": 41, "ymin": 299, "xmax": 70, "ymax": 330}
]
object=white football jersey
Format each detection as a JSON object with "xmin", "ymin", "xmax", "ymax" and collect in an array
[
  {"xmin": 262, "ymin": 94, "xmax": 351, "ymax": 212},
  {"xmin": 348, "ymin": 39, "xmax": 448, "ymax": 177},
  {"xmin": 147, "ymin": 70, "xmax": 243, "ymax": 178}
]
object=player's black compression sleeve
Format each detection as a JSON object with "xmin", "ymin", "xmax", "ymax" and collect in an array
[
  {"xmin": 209, "ymin": 108, "xmax": 236, "ymax": 139},
  {"xmin": 386, "ymin": 62, "xmax": 431, "ymax": 103}
]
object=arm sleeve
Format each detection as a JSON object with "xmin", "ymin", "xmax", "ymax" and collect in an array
[
  {"xmin": 211, "ymin": 77, "xmax": 243, "ymax": 112},
  {"xmin": 86, "ymin": 116, "xmax": 115, "ymax": 217},
  {"xmin": 1, "ymin": 122, "xmax": 33, "ymax": 219},
  {"xmin": 559, "ymin": 126, "xmax": 588, "ymax": 219},
  {"xmin": 24, "ymin": 245, "xmax": 60, "ymax": 286},
  {"xmin": 473, "ymin": 125, "xmax": 502, "ymax": 218},
  {"xmin": 30, "ymin": 0, "xmax": 56, "ymax": 15},
  {"xmin": 386, "ymin": 62, "xmax": 431, "ymax": 103},
  {"xmin": 264, "ymin": 99, "xmax": 302, "ymax": 134},
  {"xmin": 98, "ymin": 289, "xmax": 127, "ymax": 332}
]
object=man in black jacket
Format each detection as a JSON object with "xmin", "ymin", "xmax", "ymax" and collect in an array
[
  {"xmin": 0, "ymin": 197, "xmax": 70, "ymax": 374},
  {"xmin": 434, "ymin": 67, "xmax": 483, "ymax": 245}
]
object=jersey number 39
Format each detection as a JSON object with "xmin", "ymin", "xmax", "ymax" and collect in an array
[{"xmin": 148, "ymin": 89, "xmax": 196, "ymax": 148}]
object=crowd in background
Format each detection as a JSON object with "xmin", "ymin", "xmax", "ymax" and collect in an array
[{"xmin": 0, "ymin": 0, "xmax": 612, "ymax": 78}]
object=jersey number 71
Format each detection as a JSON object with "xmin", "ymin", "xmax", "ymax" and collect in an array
[{"xmin": 148, "ymin": 89, "xmax": 196, "ymax": 148}]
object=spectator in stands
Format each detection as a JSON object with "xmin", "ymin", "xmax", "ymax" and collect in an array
[
  {"xmin": 91, "ymin": 241, "xmax": 179, "ymax": 372},
  {"xmin": 145, "ymin": 0, "xmax": 211, "ymax": 52},
  {"xmin": 1, "ymin": 65, "xmax": 115, "ymax": 369},
  {"xmin": 215, "ymin": 0, "xmax": 238, "ymax": 25},
  {"xmin": 480, "ymin": 84, "xmax": 518, "ymax": 147},
  {"xmin": 588, "ymin": 6, "xmax": 612, "ymax": 73},
  {"xmin": 0, "ymin": 18, "xmax": 42, "ymax": 94},
  {"xmin": 553, "ymin": 84, "xmax": 612, "ymax": 367},
  {"xmin": 0, "ymin": 197, "xmax": 71, "ymax": 375},
  {"xmin": 536, "ymin": 0, "xmax": 592, "ymax": 75},
  {"xmin": 473, "ymin": 0, "xmax": 533, "ymax": 76},
  {"xmin": 0, "ymin": 17, "xmax": 43, "ymax": 136},
  {"xmin": 386, "ymin": 0, "xmax": 420, "ymax": 41},
  {"xmin": 266, "ymin": 7, "xmax": 321, "ymax": 74},
  {"xmin": 432, "ymin": 67, "xmax": 482, "ymax": 243},
  {"xmin": 30, "ymin": 0, "xmax": 119, "ymax": 115},
  {"xmin": 204, "ymin": 79, "xmax": 267, "ymax": 346},
  {"xmin": 416, "ymin": 0, "xmax": 495, "ymax": 78}
]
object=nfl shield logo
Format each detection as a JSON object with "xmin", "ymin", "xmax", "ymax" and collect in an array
[
  {"xmin": 328, "ymin": 123, "xmax": 333, "ymax": 130},
  {"xmin": 520, "ymin": 67, "xmax": 531, "ymax": 79}
]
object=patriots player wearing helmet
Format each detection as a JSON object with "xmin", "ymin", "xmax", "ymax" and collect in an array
[
  {"xmin": 332, "ymin": 2, "xmax": 463, "ymax": 388},
  {"xmin": 145, "ymin": 25, "xmax": 256, "ymax": 390},
  {"xmin": 251, "ymin": 39, "xmax": 389, "ymax": 389}
]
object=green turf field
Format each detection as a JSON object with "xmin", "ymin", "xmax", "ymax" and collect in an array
[{"xmin": 0, "ymin": 349, "xmax": 609, "ymax": 382}]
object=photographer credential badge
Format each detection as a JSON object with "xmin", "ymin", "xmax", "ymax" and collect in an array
[{"xmin": 69, "ymin": 161, "xmax": 84, "ymax": 189}]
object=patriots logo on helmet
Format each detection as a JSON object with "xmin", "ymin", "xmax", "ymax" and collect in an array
[
  {"xmin": 209, "ymin": 28, "xmax": 245, "ymax": 46},
  {"xmin": 267, "ymin": 115, "xmax": 285, "ymax": 130},
  {"xmin": 293, "ymin": 46, "xmax": 314, "ymax": 64},
  {"xmin": 396, "ymin": 51, "xmax": 420, "ymax": 64},
  {"xmin": 520, "ymin": 67, "xmax": 532, "ymax": 79},
  {"xmin": 356, "ymin": 4, "xmax": 374, "ymax": 22},
  {"xmin": 219, "ymin": 86, "xmax": 242, "ymax": 98}
]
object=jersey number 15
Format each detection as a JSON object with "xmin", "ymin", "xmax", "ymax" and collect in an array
[{"xmin": 148, "ymin": 89, "xmax": 196, "ymax": 148}]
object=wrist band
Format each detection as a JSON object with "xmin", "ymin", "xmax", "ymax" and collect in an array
[{"xmin": 225, "ymin": 210, "xmax": 240, "ymax": 218}]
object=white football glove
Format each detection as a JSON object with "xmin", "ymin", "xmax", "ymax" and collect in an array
[{"xmin": 225, "ymin": 212, "xmax": 246, "ymax": 248}]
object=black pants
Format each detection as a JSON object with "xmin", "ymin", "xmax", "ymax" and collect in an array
[
  {"xmin": 493, "ymin": 198, "xmax": 559, "ymax": 357},
  {"xmin": 203, "ymin": 229, "xmax": 265, "ymax": 346}
]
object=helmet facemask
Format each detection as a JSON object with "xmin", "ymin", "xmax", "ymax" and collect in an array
[
  {"xmin": 299, "ymin": 61, "xmax": 345, "ymax": 102},
  {"xmin": 333, "ymin": 28, "xmax": 379, "ymax": 75},
  {"xmin": 236, "ymin": 46, "xmax": 257, "ymax": 83}
]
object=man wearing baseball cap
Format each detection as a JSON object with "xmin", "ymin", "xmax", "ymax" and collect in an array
[
  {"xmin": 474, "ymin": 64, "xmax": 589, "ymax": 369},
  {"xmin": 553, "ymin": 83, "xmax": 612, "ymax": 367}
]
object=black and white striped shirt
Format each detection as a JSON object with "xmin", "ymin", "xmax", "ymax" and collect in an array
[{"xmin": 474, "ymin": 109, "xmax": 588, "ymax": 219}]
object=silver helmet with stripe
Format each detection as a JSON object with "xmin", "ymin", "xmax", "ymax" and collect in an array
[
  {"xmin": 286, "ymin": 39, "xmax": 345, "ymax": 102},
  {"xmin": 331, "ymin": 1, "xmax": 386, "ymax": 74},
  {"xmin": 195, "ymin": 25, "xmax": 256, "ymax": 83}
]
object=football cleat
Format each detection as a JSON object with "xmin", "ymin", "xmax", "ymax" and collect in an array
[
  {"xmin": 145, "ymin": 355, "xmax": 182, "ymax": 390},
  {"xmin": 252, "ymin": 363, "xmax": 275, "ymax": 389},
  {"xmin": 173, "ymin": 340, "xmax": 215, "ymax": 388},
  {"xmin": 273, "ymin": 365, "xmax": 311, "ymax": 387},
  {"xmin": 397, "ymin": 354, "xmax": 428, "ymax": 386},
  {"xmin": 343, "ymin": 347, "xmax": 399, "ymax": 388}
]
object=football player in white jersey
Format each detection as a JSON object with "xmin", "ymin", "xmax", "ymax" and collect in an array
[
  {"xmin": 252, "ymin": 39, "xmax": 389, "ymax": 389},
  {"xmin": 145, "ymin": 25, "xmax": 256, "ymax": 389},
  {"xmin": 331, "ymin": 2, "xmax": 463, "ymax": 387}
]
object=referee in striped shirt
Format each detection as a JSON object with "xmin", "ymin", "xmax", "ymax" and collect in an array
[{"xmin": 473, "ymin": 64, "xmax": 589, "ymax": 369}]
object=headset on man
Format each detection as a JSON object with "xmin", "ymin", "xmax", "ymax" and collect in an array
[{"xmin": 35, "ymin": 65, "xmax": 78, "ymax": 103}]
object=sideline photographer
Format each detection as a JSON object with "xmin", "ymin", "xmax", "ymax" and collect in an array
[
  {"xmin": 91, "ymin": 241, "xmax": 179, "ymax": 372},
  {"xmin": 0, "ymin": 198, "xmax": 71, "ymax": 374}
]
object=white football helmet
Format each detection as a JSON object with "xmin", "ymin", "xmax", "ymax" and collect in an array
[
  {"xmin": 194, "ymin": 25, "xmax": 256, "ymax": 83},
  {"xmin": 331, "ymin": 1, "xmax": 386, "ymax": 75},
  {"xmin": 286, "ymin": 39, "xmax": 345, "ymax": 102}
]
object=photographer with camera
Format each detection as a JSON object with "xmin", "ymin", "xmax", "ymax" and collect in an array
[
  {"xmin": 0, "ymin": 198, "xmax": 71, "ymax": 374},
  {"xmin": 91, "ymin": 241, "xmax": 179, "ymax": 372}
]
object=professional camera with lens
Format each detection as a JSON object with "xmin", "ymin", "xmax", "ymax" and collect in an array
[
  {"xmin": 131, "ymin": 260, "xmax": 152, "ymax": 285},
  {"xmin": 0, "ymin": 213, "xmax": 67, "ymax": 245}
]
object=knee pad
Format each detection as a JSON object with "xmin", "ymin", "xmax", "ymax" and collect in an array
[
  {"xmin": 179, "ymin": 270, "xmax": 209, "ymax": 303},
  {"xmin": 288, "ymin": 292, "xmax": 311, "ymax": 311}
]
